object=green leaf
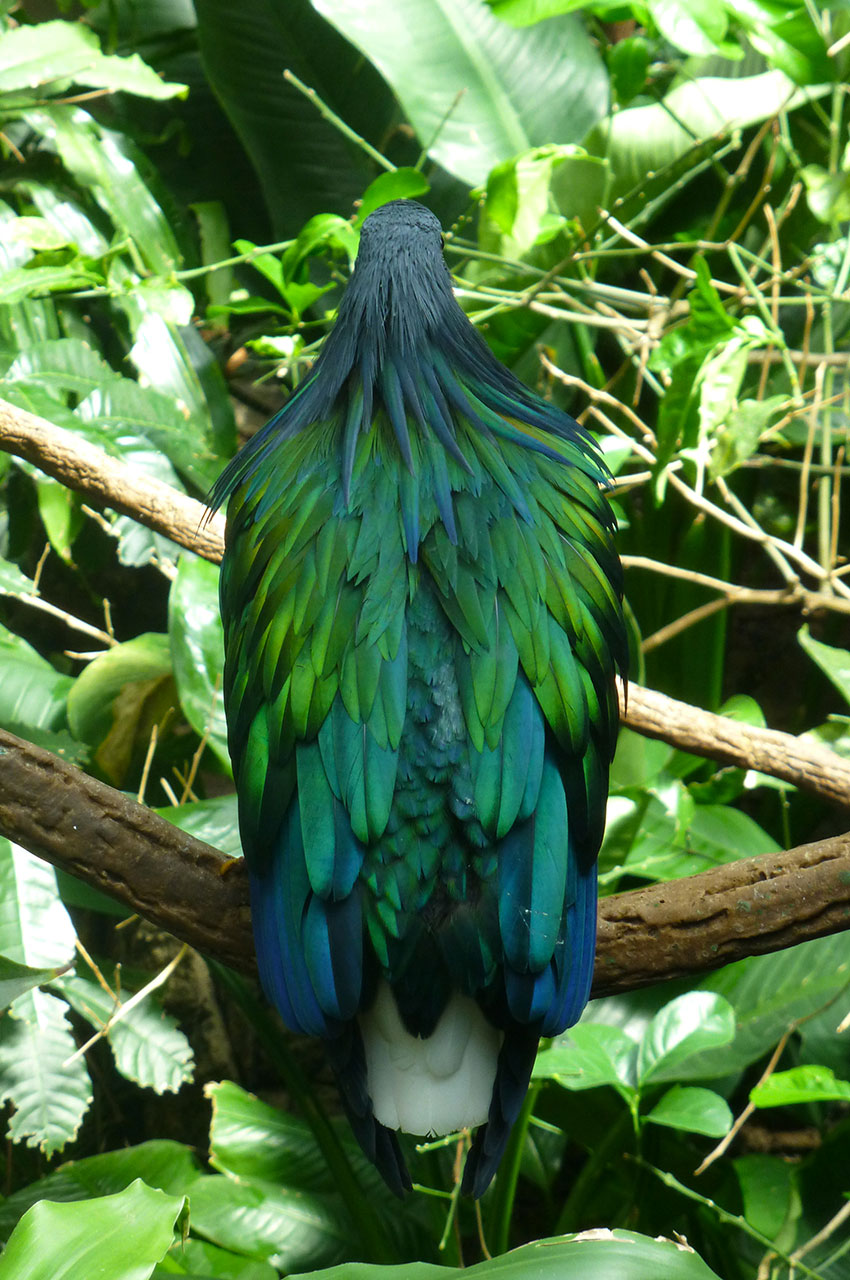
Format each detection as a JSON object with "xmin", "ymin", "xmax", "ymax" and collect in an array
[
  {"xmin": 637, "ymin": 993, "xmax": 736, "ymax": 1084},
  {"xmin": 0, "ymin": 20, "xmax": 187, "ymax": 100},
  {"xmin": 158, "ymin": 1238, "xmax": 279, "ymax": 1279},
  {"xmin": 733, "ymin": 1154, "xmax": 800, "ymax": 1245},
  {"xmin": 2, "ymin": 336, "xmax": 120, "ymax": 399},
  {"xmin": 193, "ymin": 0, "xmax": 394, "ymax": 235},
  {"xmin": 66, "ymin": 632, "xmax": 173, "ymax": 782},
  {"xmin": 798, "ymin": 626, "xmax": 850, "ymax": 710},
  {"xmin": 0, "ymin": 841, "xmax": 89, "ymax": 1153},
  {"xmin": 0, "ymin": 1140, "xmax": 199, "ymax": 1243},
  {"xmin": 0, "ymin": 838, "xmax": 76, "ymax": 968},
  {"xmin": 0, "ymin": 956, "xmax": 65, "ymax": 1012},
  {"xmin": 646, "ymin": 0, "xmax": 729, "ymax": 56},
  {"xmin": 313, "ymin": 0, "xmax": 609, "ymax": 184},
  {"xmin": 169, "ymin": 555, "xmax": 230, "ymax": 768},
  {"xmin": 287, "ymin": 1230, "xmax": 723, "ymax": 1278},
  {"xmin": 0, "ymin": 988, "xmax": 92, "ymax": 1155},
  {"xmin": 186, "ymin": 1173, "xmax": 347, "ymax": 1273},
  {"xmin": 750, "ymin": 1064, "xmax": 850, "ymax": 1109},
  {"xmin": 533, "ymin": 1024, "xmax": 638, "ymax": 1096},
  {"xmin": 646, "ymin": 1085, "xmax": 732, "ymax": 1137},
  {"xmin": 155, "ymin": 795, "xmax": 242, "ymax": 860},
  {"xmin": 24, "ymin": 106, "xmax": 183, "ymax": 276},
  {"xmin": 208, "ymin": 1080, "xmax": 334, "ymax": 1190},
  {"xmin": 356, "ymin": 169, "xmax": 431, "ymax": 225},
  {"xmin": 60, "ymin": 975, "xmax": 194, "ymax": 1095},
  {"xmin": 4, "ymin": 217, "xmax": 74, "ymax": 251},
  {"xmin": 687, "ymin": 934, "xmax": 850, "ymax": 1079},
  {"xmin": 0, "ymin": 1180, "xmax": 187, "ymax": 1280}
]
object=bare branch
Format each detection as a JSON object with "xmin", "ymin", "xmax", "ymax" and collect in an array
[
  {"xmin": 0, "ymin": 728, "xmax": 848, "ymax": 998},
  {"xmin": 619, "ymin": 679, "xmax": 850, "ymax": 811}
]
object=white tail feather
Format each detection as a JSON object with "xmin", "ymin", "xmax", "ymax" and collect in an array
[{"xmin": 359, "ymin": 982, "xmax": 503, "ymax": 1136}]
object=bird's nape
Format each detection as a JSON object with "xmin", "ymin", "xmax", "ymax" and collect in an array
[{"xmin": 215, "ymin": 198, "xmax": 627, "ymax": 1197}]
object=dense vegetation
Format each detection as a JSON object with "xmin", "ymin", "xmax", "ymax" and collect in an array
[{"xmin": 0, "ymin": 1, "xmax": 849, "ymax": 1276}]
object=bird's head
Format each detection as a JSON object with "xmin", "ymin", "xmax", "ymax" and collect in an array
[{"xmin": 334, "ymin": 200, "xmax": 455, "ymax": 359}]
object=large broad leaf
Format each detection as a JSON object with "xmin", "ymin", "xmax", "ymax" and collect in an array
[
  {"xmin": 193, "ymin": 0, "xmax": 397, "ymax": 236},
  {"xmin": 169, "ymin": 554, "xmax": 230, "ymax": 768},
  {"xmin": 684, "ymin": 933, "xmax": 850, "ymax": 1079},
  {"xmin": 0, "ymin": 1180, "xmax": 186, "ymax": 1280},
  {"xmin": 186, "ymin": 1173, "xmax": 348, "ymax": 1274},
  {"xmin": 66, "ymin": 632, "xmax": 174, "ymax": 783},
  {"xmin": 156, "ymin": 1238, "xmax": 279, "ymax": 1278},
  {"xmin": 287, "ymin": 1230, "xmax": 722, "ymax": 1279},
  {"xmin": 0, "ymin": 1140, "xmax": 199, "ymax": 1244},
  {"xmin": 313, "ymin": 0, "xmax": 609, "ymax": 185},
  {"xmin": 206, "ymin": 1081, "xmax": 440, "ymax": 1261},
  {"xmin": 23, "ymin": 107, "xmax": 183, "ymax": 275},
  {"xmin": 533, "ymin": 1024, "xmax": 638, "ymax": 1098}
]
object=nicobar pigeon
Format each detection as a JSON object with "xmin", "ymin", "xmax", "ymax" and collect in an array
[{"xmin": 211, "ymin": 199, "xmax": 627, "ymax": 1198}]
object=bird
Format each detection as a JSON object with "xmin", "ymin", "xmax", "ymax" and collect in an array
[{"xmin": 211, "ymin": 199, "xmax": 627, "ymax": 1198}]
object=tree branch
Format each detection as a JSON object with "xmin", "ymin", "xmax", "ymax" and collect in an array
[
  {"xmin": 1, "ymin": 728, "xmax": 848, "ymax": 997},
  {"xmin": 0, "ymin": 397, "xmax": 224, "ymax": 563}
]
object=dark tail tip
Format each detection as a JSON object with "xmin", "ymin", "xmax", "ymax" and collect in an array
[{"xmin": 460, "ymin": 1029, "xmax": 539, "ymax": 1198}]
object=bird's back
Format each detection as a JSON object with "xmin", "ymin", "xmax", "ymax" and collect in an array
[{"xmin": 215, "ymin": 200, "xmax": 626, "ymax": 1196}]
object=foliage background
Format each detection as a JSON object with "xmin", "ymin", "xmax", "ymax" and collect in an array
[{"xmin": 1, "ymin": 0, "xmax": 850, "ymax": 1276}]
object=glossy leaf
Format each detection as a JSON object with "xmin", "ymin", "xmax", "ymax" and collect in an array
[
  {"xmin": 750, "ymin": 1065, "xmax": 850, "ymax": 1109},
  {"xmin": 687, "ymin": 934, "xmax": 850, "ymax": 1079},
  {"xmin": 0, "ymin": 1140, "xmax": 199, "ymax": 1243},
  {"xmin": 733, "ymin": 1154, "xmax": 800, "ymax": 1245},
  {"xmin": 0, "ymin": 1180, "xmax": 186, "ymax": 1280},
  {"xmin": 66, "ymin": 632, "xmax": 174, "ymax": 782},
  {"xmin": 156, "ymin": 795, "xmax": 242, "ymax": 860},
  {"xmin": 798, "ymin": 627, "xmax": 850, "ymax": 710},
  {"xmin": 646, "ymin": 1085, "xmax": 732, "ymax": 1137},
  {"xmin": 589, "ymin": 70, "xmax": 831, "ymax": 199},
  {"xmin": 287, "ymin": 1230, "xmax": 722, "ymax": 1279},
  {"xmin": 0, "ymin": 956, "xmax": 64, "ymax": 1012},
  {"xmin": 0, "ymin": 624, "xmax": 73, "ymax": 734},
  {"xmin": 637, "ymin": 993, "xmax": 736, "ymax": 1085},
  {"xmin": 533, "ymin": 1023, "xmax": 638, "ymax": 1096},
  {"xmin": 186, "ymin": 1173, "xmax": 347, "ymax": 1274}
]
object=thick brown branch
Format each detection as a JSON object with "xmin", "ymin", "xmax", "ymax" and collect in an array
[
  {"xmin": 2, "ymin": 395, "xmax": 850, "ymax": 808},
  {"xmin": 0, "ymin": 397, "xmax": 224, "ymax": 562},
  {"xmin": 618, "ymin": 680, "xmax": 850, "ymax": 811},
  {"xmin": 1, "ymin": 728, "xmax": 849, "ymax": 996}
]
